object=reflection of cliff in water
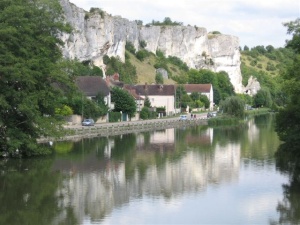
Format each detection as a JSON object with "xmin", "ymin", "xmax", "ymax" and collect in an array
[{"xmin": 51, "ymin": 118, "xmax": 271, "ymax": 223}]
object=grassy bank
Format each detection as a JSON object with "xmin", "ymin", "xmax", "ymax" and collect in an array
[{"xmin": 208, "ymin": 108, "xmax": 272, "ymax": 126}]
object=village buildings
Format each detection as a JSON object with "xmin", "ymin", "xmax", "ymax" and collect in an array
[{"xmin": 75, "ymin": 74, "xmax": 214, "ymax": 121}]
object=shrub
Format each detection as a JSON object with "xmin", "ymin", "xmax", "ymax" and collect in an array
[
  {"xmin": 125, "ymin": 41, "xmax": 136, "ymax": 54},
  {"xmin": 136, "ymin": 49, "xmax": 150, "ymax": 61}
]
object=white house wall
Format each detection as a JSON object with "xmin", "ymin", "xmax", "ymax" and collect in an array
[{"xmin": 143, "ymin": 95, "xmax": 175, "ymax": 115}]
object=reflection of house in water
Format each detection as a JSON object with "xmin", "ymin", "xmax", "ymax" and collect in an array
[{"xmin": 51, "ymin": 127, "xmax": 240, "ymax": 224}]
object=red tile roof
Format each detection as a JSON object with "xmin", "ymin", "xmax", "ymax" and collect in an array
[{"xmin": 183, "ymin": 84, "xmax": 212, "ymax": 93}]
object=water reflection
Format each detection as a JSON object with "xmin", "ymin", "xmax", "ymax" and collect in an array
[
  {"xmin": 0, "ymin": 158, "xmax": 71, "ymax": 225},
  {"xmin": 271, "ymin": 144, "xmax": 300, "ymax": 225},
  {"xmin": 0, "ymin": 114, "xmax": 287, "ymax": 224}
]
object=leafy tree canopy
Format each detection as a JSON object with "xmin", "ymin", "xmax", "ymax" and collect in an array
[
  {"xmin": 111, "ymin": 87, "xmax": 136, "ymax": 117},
  {"xmin": 220, "ymin": 96, "xmax": 245, "ymax": 118},
  {"xmin": 275, "ymin": 18, "xmax": 300, "ymax": 146},
  {"xmin": 0, "ymin": 0, "xmax": 75, "ymax": 157}
]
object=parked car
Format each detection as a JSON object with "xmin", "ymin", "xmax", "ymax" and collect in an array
[
  {"xmin": 207, "ymin": 112, "xmax": 217, "ymax": 118},
  {"xmin": 179, "ymin": 115, "xmax": 188, "ymax": 120},
  {"xmin": 82, "ymin": 118, "xmax": 95, "ymax": 126}
]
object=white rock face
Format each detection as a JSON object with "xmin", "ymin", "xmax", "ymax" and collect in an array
[{"xmin": 59, "ymin": 0, "xmax": 244, "ymax": 93}]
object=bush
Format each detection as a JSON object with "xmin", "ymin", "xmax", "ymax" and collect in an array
[
  {"xmin": 125, "ymin": 41, "xmax": 136, "ymax": 54},
  {"xmin": 109, "ymin": 111, "xmax": 121, "ymax": 122},
  {"xmin": 136, "ymin": 49, "xmax": 150, "ymax": 61}
]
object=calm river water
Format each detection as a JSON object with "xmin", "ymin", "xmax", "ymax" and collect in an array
[{"xmin": 1, "ymin": 114, "xmax": 300, "ymax": 225}]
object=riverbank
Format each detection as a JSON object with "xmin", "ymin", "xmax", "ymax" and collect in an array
[{"xmin": 39, "ymin": 115, "xmax": 208, "ymax": 143}]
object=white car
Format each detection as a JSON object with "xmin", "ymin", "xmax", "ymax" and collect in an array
[
  {"xmin": 179, "ymin": 115, "xmax": 187, "ymax": 120},
  {"xmin": 82, "ymin": 119, "xmax": 95, "ymax": 126}
]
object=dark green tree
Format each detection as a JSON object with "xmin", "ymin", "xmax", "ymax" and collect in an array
[
  {"xmin": 199, "ymin": 95, "xmax": 210, "ymax": 109},
  {"xmin": 276, "ymin": 54, "xmax": 300, "ymax": 145},
  {"xmin": 220, "ymin": 96, "xmax": 245, "ymax": 118},
  {"xmin": 284, "ymin": 18, "xmax": 300, "ymax": 53},
  {"xmin": 0, "ymin": 0, "xmax": 74, "ymax": 157},
  {"xmin": 253, "ymin": 88, "xmax": 272, "ymax": 108},
  {"xmin": 144, "ymin": 96, "xmax": 152, "ymax": 108},
  {"xmin": 175, "ymin": 85, "xmax": 187, "ymax": 109},
  {"xmin": 111, "ymin": 87, "xmax": 136, "ymax": 118}
]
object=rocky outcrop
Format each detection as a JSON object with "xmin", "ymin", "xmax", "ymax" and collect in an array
[
  {"xmin": 59, "ymin": 0, "xmax": 244, "ymax": 93},
  {"xmin": 244, "ymin": 76, "xmax": 261, "ymax": 96}
]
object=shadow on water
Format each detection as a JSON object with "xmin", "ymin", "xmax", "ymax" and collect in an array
[{"xmin": 270, "ymin": 144, "xmax": 300, "ymax": 225}]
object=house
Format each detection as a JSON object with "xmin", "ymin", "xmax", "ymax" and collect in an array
[
  {"xmin": 125, "ymin": 86, "xmax": 144, "ymax": 112},
  {"xmin": 125, "ymin": 84, "xmax": 176, "ymax": 116},
  {"xmin": 75, "ymin": 76, "xmax": 111, "ymax": 109},
  {"xmin": 183, "ymin": 84, "xmax": 214, "ymax": 110}
]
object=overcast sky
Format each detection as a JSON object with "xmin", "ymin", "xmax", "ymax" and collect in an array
[{"xmin": 68, "ymin": 0, "xmax": 299, "ymax": 48}]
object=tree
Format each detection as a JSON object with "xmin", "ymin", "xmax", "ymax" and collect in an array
[
  {"xmin": 253, "ymin": 88, "xmax": 272, "ymax": 108},
  {"xmin": 284, "ymin": 18, "xmax": 300, "ymax": 53},
  {"xmin": 199, "ymin": 95, "xmax": 210, "ymax": 109},
  {"xmin": 155, "ymin": 73, "xmax": 164, "ymax": 84},
  {"xmin": 220, "ymin": 96, "xmax": 245, "ymax": 118},
  {"xmin": 0, "ymin": 0, "xmax": 75, "ymax": 157},
  {"xmin": 175, "ymin": 85, "xmax": 187, "ymax": 109},
  {"xmin": 144, "ymin": 96, "xmax": 152, "ymax": 108},
  {"xmin": 276, "ymin": 55, "xmax": 300, "ymax": 145},
  {"xmin": 111, "ymin": 87, "xmax": 136, "ymax": 118}
]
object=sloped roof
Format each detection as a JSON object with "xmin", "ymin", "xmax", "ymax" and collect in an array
[
  {"xmin": 75, "ymin": 76, "xmax": 110, "ymax": 96},
  {"xmin": 183, "ymin": 84, "xmax": 212, "ymax": 93},
  {"xmin": 125, "ymin": 87, "xmax": 144, "ymax": 100},
  {"xmin": 126, "ymin": 84, "xmax": 176, "ymax": 96}
]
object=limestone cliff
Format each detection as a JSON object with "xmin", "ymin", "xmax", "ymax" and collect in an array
[{"xmin": 59, "ymin": 0, "xmax": 243, "ymax": 93}]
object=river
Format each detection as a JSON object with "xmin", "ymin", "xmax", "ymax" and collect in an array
[{"xmin": 1, "ymin": 114, "xmax": 299, "ymax": 225}]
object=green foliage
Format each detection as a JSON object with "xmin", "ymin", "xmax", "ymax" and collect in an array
[
  {"xmin": 284, "ymin": 18, "xmax": 300, "ymax": 53},
  {"xmin": 236, "ymin": 94, "xmax": 253, "ymax": 105},
  {"xmin": 111, "ymin": 87, "xmax": 136, "ymax": 117},
  {"xmin": 139, "ymin": 40, "xmax": 147, "ymax": 48},
  {"xmin": 0, "ymin": 0, "xmax": 75, "ymax": 157},
  {"xmin": 55, "ymin": 105, "xmax": 73, "ymax": 116},
  {"xmin": 109, "ymin": 111, "xmax": 121, "ymax": 122},
  {"xmin": 136, "ymin": 49, "xmax": 150, "ymax": 61},
  {"xmin": 147, "ymin": 17, "xmax": 183, "ymax": 26},
  {"xmin": 253, "ymin": 88, "xmax": 272, "ymax": 108},
  {"xmin": 220, "ymin": 96, "xmax": 245, "ymax": 118},
  {"xmin": 199, "ymin": 95, "xmax": 210, "ymax": 109},
  {"xmin": 104, "ymin": 56, "xmax": 137, "ymax": 84},
  {"xmin": 167, "ymin": 56, "xmax": 189, "ymax": 71},
  {"xmin": 125, "ymin": 41, "xmax": 136, "ymax": 54},
  {"xmin": 186, "ymin": 69, "xmax": 234, "ymax": 104},
  {"xmin": 60, "ymin": 91, "xmax": 108, "ymax": 120},
  {"xmin": 144, "ymin": 96, "xmax": 152, "ymax": 108},
  {"xmin": 211, "ymin": 31, "xmax": 221, "ymax": 34},
  {"xmin": 140, "ymin": 107, "xmax": 156, "ymax": 120},
  {"xmin": 155, "ymin": 73, "xmax": 164, "ymax": 84},
  {"xmin": 103, "ymin": 55, "xmax": 110, "ymax": 65},
  {"xmin": 175, "ymin": 85, "xmax": 187, "ymax": 108},
  {"xmin": 70, "ymin": 60, "xmax": 103, "ymax": 76},
  {"xmin": 276, "ymin": 46, "xmax": 300, "ymax": 144},
  {"xmin": 135, "ymin": 20, "xmax": 143, "ymax": 26}
]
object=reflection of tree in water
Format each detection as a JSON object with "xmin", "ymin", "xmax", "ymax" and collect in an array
[
  {"xmin": 0, "ymin": 159, "xmax": 77, "ymax": 225},
  {"xmin": 271, "ymin": 144, "xmax": 300, "ymax": 225}
]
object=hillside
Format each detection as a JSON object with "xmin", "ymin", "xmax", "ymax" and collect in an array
[
  {"xmin": 240, "ymin": 46, "xmax": 294, "ymax": 87},
  {"xmin": 125, "ymin": 51, "xmax": 183, "ymax": 85}
]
